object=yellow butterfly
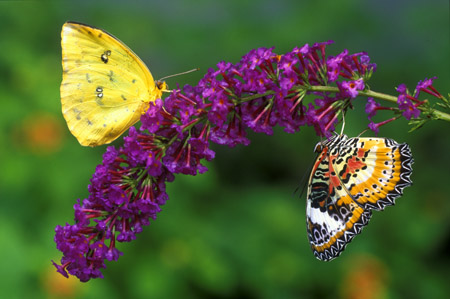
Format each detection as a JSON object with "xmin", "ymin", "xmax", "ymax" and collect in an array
[{"xmin": 60, "ymin": 21, "xmax": 167, "ymax": 147}]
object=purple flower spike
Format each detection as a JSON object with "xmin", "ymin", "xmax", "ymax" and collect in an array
[{"xmin": 53, "ymin": 135, "xmax": 174, "ymax": 281}]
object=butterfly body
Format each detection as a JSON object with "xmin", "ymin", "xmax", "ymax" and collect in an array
[
  {"xmin": 60, "ymin": 22, "xmax": 166, "ymax": 146},
  {"xmin": 306, "ymin": 134, "xmax": 413, "ymax": 261}
]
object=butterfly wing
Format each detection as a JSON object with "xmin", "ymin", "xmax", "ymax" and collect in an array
[
  {"xmin": 330, "ymin": 137, "xmax": 413, "ymax": 211},
  {"xmin": 306, "ymin": 135, "xmax": 413, "ymax": 261},
  {"xmin": 60, "ymin": 21, "xmax": 165, "ymax": 146},
  {"xmin": 306, "ymin": 136, "xmax": 372, "ymax": 261}
]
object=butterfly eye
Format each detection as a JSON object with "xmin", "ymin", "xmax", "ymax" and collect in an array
[
  {"xmin": 101, "ymin": 50, "xmax": 111, "ymax": 63},
  {"xmin": 313, "ymin": 142, "xmax": 323, "ymax": 153},
  {"xmin": 155, "ymin": 80, "xmax": 167, "ymax": 91}
]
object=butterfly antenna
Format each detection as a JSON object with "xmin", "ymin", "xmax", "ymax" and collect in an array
[
  {"xmin": 340, "ymin": 111, "xmax": 346, "ymax": 136},
  {"xmin": 357, "ymin": 128, "xmax": 369, "ymax": 137},
  {"xmin": 159, "ymin": 68, "xmax": 199, "ymax": 81}
]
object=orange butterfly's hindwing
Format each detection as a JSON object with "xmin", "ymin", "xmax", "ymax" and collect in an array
[{"xmin": 306, "ymin": 134, "xmax": 413, "ymax": 261}]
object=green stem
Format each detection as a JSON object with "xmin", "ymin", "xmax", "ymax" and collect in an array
[
  {"xmin": 237, "ymin": 90, "xmax": 275, "ymax": 103},
  {"xmin": 309, "ymin": 86, "xmax": 450, "ymax": 122},
  {"xmin": 234, "ymin": 84, "xmax": 450, "ymax": 122}
]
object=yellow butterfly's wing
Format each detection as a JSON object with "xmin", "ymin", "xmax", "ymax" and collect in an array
[{"xmin": 60, "ymin": 21, "xmax": 166, "ymax": 147}]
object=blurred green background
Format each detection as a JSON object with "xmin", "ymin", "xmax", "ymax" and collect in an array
[{"xmin": 0, "ymin": 0, "xmax": 449, "ymax": 298}]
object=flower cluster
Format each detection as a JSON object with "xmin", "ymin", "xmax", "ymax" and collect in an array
[
  {"xmin": 364, "ymin": 76, "xmax": 443, "ymax": 133},
  {"xmin": 163, "ymin": 43, "xmax": 377, "ymax": 143},
  {"xmin": 53, "ymin": 142, "xmax": 174, "ymax": 282},
  {"xmin": 53, "ymin": 40, "xmax": 446, "ymax": 281}
]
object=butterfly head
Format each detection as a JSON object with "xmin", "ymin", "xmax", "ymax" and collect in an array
[
  {"xmin": 313, "ymin": 134, "xmax": 348, "ymax": 153},
  {"xmin": 313, "ymin": 141, "xmax": 324, "ymax": 153},
  {"xmin": 155, "ymin": 80, "xmax": 167, "ymax": 92}
]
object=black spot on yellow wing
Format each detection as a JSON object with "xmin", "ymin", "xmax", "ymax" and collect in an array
[
  {"xmin": 96, "ymin": 86, "xmax": 103, "ymax": 96},
  {"xmin": 101, "ymin": 50, "xmax": 111, "ymax": 63},
  {"xmin": 95, "ymin": 87, "xmax": 104, "ymax": 106},
  {"xmin": 107, "ymin": 70, "xmax": 116, "ymax": 82},
  {"xmin": 73, "ymin": 108, "xmax": 82, "ymax": 120}
]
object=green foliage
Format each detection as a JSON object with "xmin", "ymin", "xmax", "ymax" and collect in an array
[{"xmin": 0, "ymin": 0, "xmax": 449, "ymax": 298}]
